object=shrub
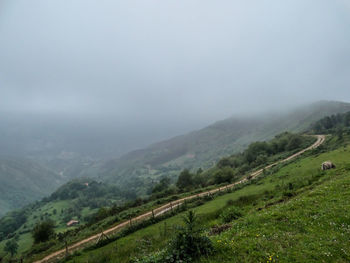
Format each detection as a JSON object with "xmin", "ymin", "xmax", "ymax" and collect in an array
[
  {"xmin": 226, "ymin": 199, "xmax": 234, "ymax": 206},
  {"xmin": 282, "ymin": 190, "xmax": 296, "ymax": 199},
  {"xmin": 220, "ymin": 207, "xmax": 243, "ymax": 223},
  {"xmin": 32, "ymin": 220, "xmax": 55, "ymax": 244},
  {"xmin": 87, "ymin": 252, "xmax": 112, "ymax": 263},
  {"xmin": 26, "ymin": 240, "xmax": 56, "ymax": 255},
  {"xmin": 4, "ymin": 239, "xmax": 18, "ymax": 257},
  {"xmin": 134, "ymin": 211, "xmax": 213, "ymax": 263},
  {"xmin": 234, "ymin": 193, "xmax": 262, "ymax": 206},
  {"xmin": 166, "ymin": 211, "xmax": 213, "ymax": 260}
]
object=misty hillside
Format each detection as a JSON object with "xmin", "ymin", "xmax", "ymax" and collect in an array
[
  {"xmin": 1, "ymin": 101, "xmax": 349, "ymax": 217},
  {"xmin": 1, "ymin": 0, "xmax": 350, "ymax": 261},
  {"xmin": 96, "ymin": 101, "xmax": 350, "ymax": 195},
  {"xmin": 0, "ymin": 109, "xmax": 348, "ymax": 260},
  {"xmin": 0, "ymin": 112, "xmax": 210, "ymax": 163},
  {"xmin": 0, "ymin": 159, "xmax": 63, "ymax": 217}
]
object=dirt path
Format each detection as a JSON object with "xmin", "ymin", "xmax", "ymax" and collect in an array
[{"xmin": 34, "ymin": 135, "xmax": 325, "ymax": 263}]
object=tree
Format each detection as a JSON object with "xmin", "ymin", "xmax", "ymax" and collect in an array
[
  {"xmin": 336, "ymin": 127, "xmax": 344, "ymax": 140},
  {"xmin": 217, "ymin": 157, "xmax": 231, "ymax": 168},
  {"xmin": 152, "ymin": 177, "xmax": 171, "ymax": 193},
  {"xmin": 214, "ymin": 167, "xmax": 235, "ymax": 184},
  {"xmin": 32, "ymin": 220, "xmax": 55, "ymax": 243},
  {"xmin": 255, "ymin": 154, "xmax": 268, "ymax": 166},
  {"xmin": 4, "ymin": 239, "xmax": 18, "ymax": 257},
  {"xmin": 286, "ymin": 135, "xmax": 302, "ymax": 151},
  {"xmin": 168, "ymin": 211, "xmax": 213, "ymax": 261},
  {"xmin": 196, "ymin": 168, "xmax": 203, "ymax": 175},
  {"xmin": 176, "ymin": 169, "xmax": 193, "ymax": 190}
]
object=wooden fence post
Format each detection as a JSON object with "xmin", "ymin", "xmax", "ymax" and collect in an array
[{"xmin": 65, "ymin": 240, "xmax": 69, "ymax": 257}]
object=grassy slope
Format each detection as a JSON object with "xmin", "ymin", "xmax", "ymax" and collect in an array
[
  {"xmin": 0, "ymin": 200, "xmax": 78, "ymax": 254},
  {"xmin": 97, "ymin": 101, "xmax": 350, "ymax": 195},
  {"xmin": 1, "ymin": 101, "xmax": 349, "ymax": 217},
  {"xmin": 1, "ymin": 179, "xmax": 221, "ymax": 258},
  {"xmin": 205, "ymin": 170, "xmax": 350, "ymax": 262},
  {"xmin": 65, "ymin": 135, "xmax": 350, "ymax": 263},
  {"xmin": 204, "ymin": 140, "xmax": 350, "ymax": 263}
]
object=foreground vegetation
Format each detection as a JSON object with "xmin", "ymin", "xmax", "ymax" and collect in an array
[
  {"xmin": 2, "ymin": 109, "xmax": 350, "ymax": 262},
  {"xmin": 0, "ymin": 132, "xmax": 313, "ymax": 261},
  {"xmin": 57, "ymin": 132, "xmax": 350, "ymax": 263}
]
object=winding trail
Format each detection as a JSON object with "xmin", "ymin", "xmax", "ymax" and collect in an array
[{"xmin": 34, "ymin": 135, "xmax": 325, "ymax": 263}]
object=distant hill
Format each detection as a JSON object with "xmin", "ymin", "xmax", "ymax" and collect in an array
[
  {"xmin": 1, "ymin": 103, "xmax": 349, "ymax": 257},
  {"xmin": 56, "ymin": 127, "xmax": 350, "ymax": 263},
  {"xmin": 1, "ymin": 100, "xmax": 350, "ymax": 216},
  {"xmin": 0, "ymin": 158, "xmax": 64, "ymax": 217},
  {"xmin": 95, "ymin": 101, "xmax": 350, "ymax": 196}
]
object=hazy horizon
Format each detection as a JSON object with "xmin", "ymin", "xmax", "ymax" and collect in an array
[
  {"xmin": 1, "ymin": 1, "xmax": 350, "ymax": 125},
  {"xmin": 1, "ymin": 1, "xmax": 350, "ymax": 158}
]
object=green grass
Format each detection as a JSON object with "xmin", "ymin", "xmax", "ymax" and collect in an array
[
  {"xmin": 201, "ymin": 138, "xmax": 350, "ymax": 262},
  {"xmin": 0, "ymin": 134, "xmax": 318, "ymax": 260},
  {"xmin": 0, "ymin": 200, "xmax": 70, "ymax": 255},
  {"xmin": 62, "ymin": 136, "xmax": 350, "ymax": 263},
  {"xmin": 204, "ymin": 166, "xmax": 350, "ymax": 262},
  {"xmin": 17, "ymin": 233, "xmax": 34, "ymax": 254},
  {"xmin": 0, "ymin": 199, "xmax": 99, "ymax": 257},
  {"xmin": 22, "ymin": 182, "xmax": 226, "ymax": 262}
]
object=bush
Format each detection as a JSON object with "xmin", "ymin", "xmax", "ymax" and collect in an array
[
  {"xmin": 176, "ymin": 169, "xmax": 194, "ymax": 191},
  {"xmin": 4, "ymin": 239, "xmax": 18, "ymax": 257},
  {"xmin": 32, "ymin": 220, "xmax": 55, "ymax": 244},
  {"xmin": 226, "ymin": 199, "xmax": 234, "ymax": 206},
  {"xmin": 166, "ymin": 211, "xmax": 213, "ymax": 261},
  {"xmin": 220, "ymin": 207, "xmax": 243, "ymax": 223},
  {"xmin": 233, "ymin": 193, "xmax": 262, "ymax": 207},
  {"xmin": 282, "ymin": 190, "xmax": 296, "ymax": 199},
  {"xmin": 134, "ymin": 211, "xmax": 213, "ymax": 263},
  {"xmin": 27, "ymin": 239, "xmax": 56, "ymax": 255},
  {"xmin": 87, "ymin": 252, "xmax": 112, "ymax": 263}
]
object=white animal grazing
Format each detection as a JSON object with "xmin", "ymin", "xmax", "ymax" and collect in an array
[{"xmin": 321, "ymin": 161, "xmax": 336, "ymax": 170}]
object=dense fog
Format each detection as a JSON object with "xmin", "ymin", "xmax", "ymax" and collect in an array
[{"xmin": 1, "ymin": 0, "xmax": 350, "ymax": 155}]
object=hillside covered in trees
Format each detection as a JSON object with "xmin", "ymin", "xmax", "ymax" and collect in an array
[
  {"xmin": 0, "ymin": 131, "xmax": 315, "ymax": 259},
  {"xmin": 51, "ymin": 117, "xmax": 350, "ymax": 263},
  {"xmin": 92, "ymin": 101, "xmax": 350, "ymax": 197}
]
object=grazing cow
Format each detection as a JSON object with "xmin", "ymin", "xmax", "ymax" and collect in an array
[{"xmin": 321, "ymin": 161, "xmax": 336, "ymax": 170}]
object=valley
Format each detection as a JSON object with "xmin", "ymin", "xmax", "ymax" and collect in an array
[
  {"xmin": 31, "ymin": 135, "xmax": 325, "ymax": 263},
  {"xmin": 1, "ymin": 2, "xmax": 350, "ymax": 262}
]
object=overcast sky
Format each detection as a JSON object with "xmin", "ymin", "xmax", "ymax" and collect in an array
[{"xmin": 1, "ymin": 0, "xmax": 350, "ymax": 126}]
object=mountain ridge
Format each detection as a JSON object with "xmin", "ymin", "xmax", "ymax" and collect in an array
[{"xmin": 94, "ymin": 100, "xmax": 350, "ymax": 194}]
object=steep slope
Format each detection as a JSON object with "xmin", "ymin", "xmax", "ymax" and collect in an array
[
  {"xmin": 1, "ymin": 101, "xmax": 349, "ymax": 217},
  {"xmin": 0, "ymin": 158, "xmax": 63, "ymax": 217},
  {"xmin": 96, "ymin": 101, "xmax": 350, "ymax": 193},
  {"xmin": 62, "ymin": 134, "xmax": 350, "ymax": 263},
  {"xmin": 0, "ymin": 133, "xmax": 316, "ymax": 259}
]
